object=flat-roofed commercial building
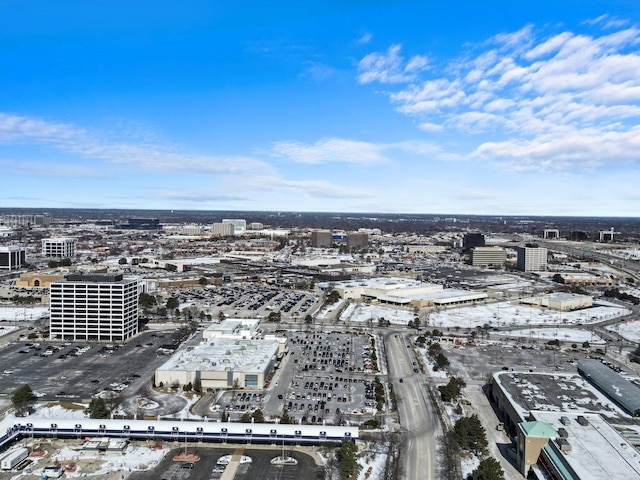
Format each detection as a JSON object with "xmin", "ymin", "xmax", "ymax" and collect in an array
[
  {"xmin": 42, "ymin": 237, "xmax": 77, "ymax": 258},
  {"xmin": 0, "ymin": 246, "xmax": 26, "ymax": 270},
  {"xmin": 517, "ymin": 244, "xmax": 547, "ymax": 272},
  {"xmin": 49, "ymin": 273, "xmax": 138, "ymax": 342},
  {"xmin": 491, "ymin": 370, "xmax": 640, "ymax": 479},
  {"xmin": 155, "ymin": 337, "xmax": 283, "ymax": 390},
  {"xmin": 469, "ymin": 246, "xmax": 506, "ymax": 267}
]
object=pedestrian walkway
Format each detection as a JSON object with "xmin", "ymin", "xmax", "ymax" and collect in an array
[{"xmin": 219, "ymin": 448, "xmax": 244, "ymax": 480}]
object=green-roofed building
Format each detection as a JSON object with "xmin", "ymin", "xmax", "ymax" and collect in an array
[{"xmin": 517, "ymin": 421, "xmax": 558, "ymax": 476}]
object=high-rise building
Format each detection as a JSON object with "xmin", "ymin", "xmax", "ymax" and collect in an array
[
  {"xmin": 211, "ymin": 223, "xmax": 235, "ymax": 236},
  {"xmin": 49, "ymin": 273, "xmax": 138, "ymax": 342},
  {"xmin": 517, "ymin": 244, "xmax": 548, "ymax": 272},
  {"xmin": 469, "ymin": 247, "xmax": 506, "ymax": 267},
  {"xmin": 0, "ymin": 246, "xmax": 26, "ymax": 270},
  {"xmin": 543, "ymin": 229, "xmax": 560, "ymax": 239},
  {"xmin": 347, "ymin": 232, "xmax": 369, "ymax": 250},
  {"xmin": 463, "ymin": 233, "xmax": 485, "ymax": 252},
  {"xmin": 0, "ymin": 214, "xmax": 51, "ymax": 228},
  {"xmin": 311, "ymin": 230, "xmax": 332, "ymax": 248},
  {"xmin": 599, "ymin": 228, "xmax": 620, "ymax": 243},
  {"xmin": 222, "ymin": 219, "xmax": 246, "ymax": 235},
  {"xmin": 42, "ymin": 238, "xmax": 77, "ymax": 258}
]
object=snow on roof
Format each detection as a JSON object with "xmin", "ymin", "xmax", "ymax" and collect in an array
[
  {"xmin": 578, "ymin": 360, "xmax": 640, "ymax": 415},
  {"xmin": 156, "ymin": 337, "xmax": 280, "ymax": 373},
  {"xmin": 532, "ymin": 411, "xmax": 640, "ymax": 480}
]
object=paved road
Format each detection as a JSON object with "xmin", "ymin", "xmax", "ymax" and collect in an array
[
  {"xmin": 464, "ymin": 382, "xmax": 524, "ymax": 480},
  {"xmin": 385, "ymin": 332, "xmax": 439, "ymax": 480}
]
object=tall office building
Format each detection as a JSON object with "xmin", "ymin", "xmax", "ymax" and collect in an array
[
  {"xmin": 1, "ymin": 214, "xmax": 51, "ymax": 228},
  {"xmin": 517, "ymin": 244, "xmax": 548, "ymax": 272},
  {"xmin": 311, "ymin": 230, "xmax": 332, "ymax": 248},
  {"xmin": 469, "ymin": 247, "xmax": 506, "ymax": 267},
  {"xmin": 49, "ymin": 273, "xmax": 138, "ymax": 342},
  {"xmin": 0, "ymin": 246, "xmax": 26, "ymax": 270},
  {"xmin": 222, "ymin": 219, "xmax": 246, "ymax": 235},
  {"xmin": 42, "ymin": 238, "xmax": 77, "ymax": 258},
  {"xmin": 211, "ymin": 222, "xmax": 235, "ymax": 236},
  {"xmin": 463, "ymin": 233, "xmax": 485, "ymax": 252},
  {"xmin": 347, "ymin": 232, "xmax": 369, "ymax": 249}
]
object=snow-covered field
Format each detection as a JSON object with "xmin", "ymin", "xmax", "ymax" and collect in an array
[
  {"xmin": 429, "ymin": 302, "xmax": 629, "ymax": 330},
  {"xmin": 0, "ymin": 325, "xmax": 19, "ymax": 338},
  {"xmin": 0, "ymin": 306, "xmax": 48, "ymax": 322},
  {"xmin": 608, "ymin": 320, "xmax": 640, "ymax": 342},
  {"xmin": 340, "ymin": 304, "xmax": 415, "ymax": 325},
  {"xmin": 493, "ymin": 327, "xmax": 604, "ymax": 344}
]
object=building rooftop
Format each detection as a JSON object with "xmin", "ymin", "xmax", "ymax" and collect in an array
[
  {"xmin": 157, "ymin": 337, "xmax": 280, "ymax": 374},
  {"xmin": 532, "ymin": 411, "xmax": 640, "ymax": 480},
  {"xmin": 520, "ymin": 420, "xmax": 558, "ymax": 437}
]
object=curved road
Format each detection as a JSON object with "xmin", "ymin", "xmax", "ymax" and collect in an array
[{"xmin": 385, "ymin": 332, "xmax": 440, "ymax": 480}]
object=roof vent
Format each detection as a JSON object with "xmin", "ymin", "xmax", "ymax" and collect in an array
[{"xmin": 577, "ymin": 416, "xmax": 589, "ymax": 426}]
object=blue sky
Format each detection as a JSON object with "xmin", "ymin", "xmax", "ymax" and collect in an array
[{"xmin": 1, "ymin": 1, "xmax": 639, "ymax": 216}]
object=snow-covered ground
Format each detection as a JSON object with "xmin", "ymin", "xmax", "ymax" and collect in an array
[
  {"xmin": 608, "ymin": 320, "xmax": 640, "ymax": 342},
  {"xmin": 0, "ymin": 306, "xmax": 48, "ymax": 322},
  {"xmin": 429, "ymin": 302, "xmax": 629, "ymax": 330},
  {"xmin": 493, "ymin": 327, "xmax": 604, "ymax": 344},
  {"xmin": 0, "ymin": 325, "xmax": 19, "ymax": 338},
  {"xmin": 341, "ymin": 304, "xmax": 415, "ymax": 325},
  {"xmin": 316, "ymin": 300, "xmax": 345, "ymax": 320}
]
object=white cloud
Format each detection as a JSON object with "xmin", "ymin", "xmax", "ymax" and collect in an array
[
  {"xmin": 357, "ymin": 32, "xmax": 373, "ymax": 45},
  {"xmin": 269, "ymin": 138, "xmax": 389, "ymax": 165},
  {"xmin": 359, "ymin": 23, "xmax": 640, "ymax": 172},
  {"xmin": 154, "ymin": 191, "xmax": 248, "ymax": 203},
  {"xmin": 0, "ymin": 158, "xmax": 110, "ymax": 178},
  {"xmin": 0, "ymin": 112, "xmax": 272, "ymax": 176},
  {"xmin": 279, "ymin": 179, "xmax": 372, "ymax": 199},
  {"xmin": 357, "ymin": 44, "xmax": 429, "ymax": 84},
  {"xmin": 418, "ymin": 122, "xmax": 444, "ymax": 133}
]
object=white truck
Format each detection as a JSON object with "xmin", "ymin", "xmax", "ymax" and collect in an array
[{"xmin": 0, "ymin": 447, "xmax": 28, "ymax": 470}]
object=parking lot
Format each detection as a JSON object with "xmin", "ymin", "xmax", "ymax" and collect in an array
[
  {"xmin": 169, "ymin": 284, "xmax": 321, "ymax": 319},
  {"xmin": 128, "ymin": 446, "xmax": 320, "ymax": 480},
  {"xmin": 215, "ymin": 331, "xmax": 381, "ymax": 424},
  {"xmin": 0, "ymin": 330, "xmax": 172, "ymax": 402}
]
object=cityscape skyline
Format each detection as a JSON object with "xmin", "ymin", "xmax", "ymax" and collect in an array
[{"xmin": 1, "ymin": 1, "xmax": 639, "ymax": 216}]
